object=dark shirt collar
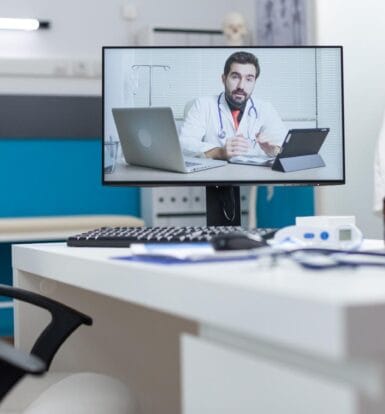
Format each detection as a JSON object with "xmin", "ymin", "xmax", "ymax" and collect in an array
[{"xmin": 225, "ymin": 94, "xmax": 247, "ymax": 115}]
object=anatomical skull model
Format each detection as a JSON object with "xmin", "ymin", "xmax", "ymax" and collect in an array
[{"xmin": 222, "ymin": 12, "xmax": 249, "ymax": 46}]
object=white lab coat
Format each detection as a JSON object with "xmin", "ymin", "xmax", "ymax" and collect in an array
[
  {"xmin": 179, "ymin": 94, "xmax": 288, "ymax": 157},
  {"xmin": 374, "ymin": 111, "xmax": 385, "ymax": 212}
]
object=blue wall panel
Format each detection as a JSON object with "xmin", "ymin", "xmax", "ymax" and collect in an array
[
  {"xmin": 0, "ymin": 243, "xmax": 14, "ymax": 336},
  {"xmin": 0, "ymin": 138, "xmax": 140, "ymax": 217},
  {"xmin": 0, "ymin": 137, "xmax": 141, "ymax": 337},
  {"xmin": 0, "ymin": 244, "xmax": 12, "ymax": 286},
  {"xmin": 0, "ymin": 308, "xmax": 13, "ymax": 337},
  {"xmin": 257, "ymin": 186, "xmax": 314, "ymax": 228}
]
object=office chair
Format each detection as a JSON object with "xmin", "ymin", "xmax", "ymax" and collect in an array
[{"xmin": 0, "ymin": 284, "xmax": 138, "ymax": 413}]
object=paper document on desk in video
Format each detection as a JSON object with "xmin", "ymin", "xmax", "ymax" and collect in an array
[{"xmin": 230, "ymin": 155, "xmax": 274, "ymax": 166}]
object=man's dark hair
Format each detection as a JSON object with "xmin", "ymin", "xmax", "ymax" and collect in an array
[{"xmin": 223, "ymin": 51, "xmax": 260, "ymax": 78}]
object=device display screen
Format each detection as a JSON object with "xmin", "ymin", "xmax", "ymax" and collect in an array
[{"xmin": 339, "ymin": 228, "xmax": 352, "ymax": 241}]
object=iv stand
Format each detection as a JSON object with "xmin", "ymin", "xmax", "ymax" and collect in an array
[{"xmin": 131, "ymin": 64, "xmax": 170, "ymax": 106}]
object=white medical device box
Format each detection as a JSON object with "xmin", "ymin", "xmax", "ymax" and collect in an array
[{"xmin": 274, "ymin": 216, "xmax": 362, "ymax": 250}]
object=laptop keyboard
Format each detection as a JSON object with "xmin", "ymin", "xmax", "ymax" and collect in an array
[
  {"xmin": 67, "ymin": 226, "xmax": 277, "ymax": 247},
  {"xmin": 184, "ymin": 161, "xmax": 200, "ymax": 167}
]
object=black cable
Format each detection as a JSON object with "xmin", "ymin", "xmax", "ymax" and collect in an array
[{"xmin": 221, "ymin": 186, "xmax": 236, "ymax": 222}]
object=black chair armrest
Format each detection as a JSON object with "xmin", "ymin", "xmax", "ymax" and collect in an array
[
  {"xmin": 0, "ymin": 340, "xmax": 46, "ymax": 400},
  {"xmin": 0, "ymin": 284, "xmax": 92, "ymax": 369},
  {"xmin": 0, "ymin": 340, "xmax": 45, "ymax": 374}
]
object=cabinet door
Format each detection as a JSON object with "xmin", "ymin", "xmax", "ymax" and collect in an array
[{"xmin": 181, "ymin": 334, "xmax": 357, "ymax": 414}]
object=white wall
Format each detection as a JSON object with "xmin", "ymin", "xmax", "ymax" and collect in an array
[
  {"xmin": 0, "ymin": 0, "xmax": 256, "ymax": 95},
  {"xmin": 0, "ymin": 0, "xmax": 256, "ymax": 57},
  {"xmin": 314, "ymin": 0, "xmax": 385, "ymax": 238}
]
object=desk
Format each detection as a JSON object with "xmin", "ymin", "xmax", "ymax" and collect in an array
[{"xmin": 12, "ymin": 241, "xmax": 385, "ymax": 414}]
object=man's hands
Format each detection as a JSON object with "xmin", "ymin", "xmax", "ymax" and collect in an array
[
  {"xmin": 204, "ymin": 134, "xmax": 250, "ymax": 160},
  {"xmin": 257, "ymin": 140, "xmax": 281, "ymax": 157},
  {"xmin": 224, "ymin": 135, "xmax": 250, "ymax": 158},
  {"xmin": 256, "ymin": 128, "xmax": 281, "ymax": 158},
  {"xmin": 204, "ymin": 133, "xmax": 281, "ymax": 160}
]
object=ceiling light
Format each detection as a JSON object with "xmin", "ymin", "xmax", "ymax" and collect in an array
[{"xmin": 0, "ymin": 18, "xmax": 50, "ymax": 31}]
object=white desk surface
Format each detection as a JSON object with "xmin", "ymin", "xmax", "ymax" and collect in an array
[
  {"xmin": 12, "ymin": 241, "xmax": 385, "ymax": 360},
  {"xmin": 105, "ymin": 159, "xmax": 339, "ymax": 183}
]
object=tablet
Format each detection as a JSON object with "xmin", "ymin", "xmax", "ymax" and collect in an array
[{"xmin": 272, "ymin": 128, "xmax": 329, "ymax": 172}]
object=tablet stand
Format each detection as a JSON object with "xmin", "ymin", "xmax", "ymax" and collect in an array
[{"xmin": 272, "ymin": 154, "xmax": 325, "ymax": 172}]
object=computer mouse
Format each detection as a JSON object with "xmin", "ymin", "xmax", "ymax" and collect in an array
[{"xmin": 211, "ymin": 232, "xmax": 268, "ymax": 251}]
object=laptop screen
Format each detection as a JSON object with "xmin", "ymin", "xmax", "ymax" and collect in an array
[{"xmin": 103, "ymin": 46, "xmax": 344, "ymax": 186}]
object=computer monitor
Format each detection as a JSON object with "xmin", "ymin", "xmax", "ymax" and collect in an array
[{"xmin": 102, "ymin": 46, "xmax": 344, "ymax": 226}]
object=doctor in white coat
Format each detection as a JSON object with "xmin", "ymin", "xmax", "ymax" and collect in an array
[{"xmin": 179, "ymin": 51, "xmax": 288, "ymax": 160}]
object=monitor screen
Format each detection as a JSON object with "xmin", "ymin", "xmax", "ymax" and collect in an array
[{"xmin": 103, "ymin": 46, "xmax": 344, "ymax": 186}]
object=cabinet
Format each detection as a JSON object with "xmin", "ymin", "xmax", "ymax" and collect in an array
[{"xmin": 182, "ymin": 334, "xmax": 363, "ymax": 414}]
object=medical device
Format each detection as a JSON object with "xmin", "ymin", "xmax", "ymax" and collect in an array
[{"xmin": 273, "ymin": 216, "xmax": 363, "ymax": 250}]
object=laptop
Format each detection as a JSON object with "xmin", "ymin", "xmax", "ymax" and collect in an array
[
  {"xmin": 112, "ymin": 107, "xmax": 227, "ymax": 173},
  {"xmin": 229, "ymin": 128, "xmax": 330, "ymax": 171}
]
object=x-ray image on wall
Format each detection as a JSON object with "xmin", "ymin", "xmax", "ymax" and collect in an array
[{"xmin": 257, "ymin": 0, "xmax": 308, "ymax": 45}]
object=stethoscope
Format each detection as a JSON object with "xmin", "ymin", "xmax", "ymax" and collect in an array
[{"xmin": 217, "ymin": 92, "xmax": 258, "ymax": 139}]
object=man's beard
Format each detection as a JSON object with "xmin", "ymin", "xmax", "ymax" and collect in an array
[{"xmin": 225, "ymin": 90, "xmax": 248, "ymax": 110}]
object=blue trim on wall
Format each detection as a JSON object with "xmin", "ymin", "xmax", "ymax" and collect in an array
[
  {"xmin": 257, "ymin": 186, "xmax": 314, "ymax": 228},
  {"xmin": 0, "ymin": 308, "xmax": 13, "ymax": 337},
  {"xmin": 0, "ymin": 137, "xmax": 141, "ymax": 337},
  {"xmin": 0, "ymin": 242, "xmax": 13, "ymax": 336},
  {"xmin": 0, "ymin": 244, "xmax": 12, "ymax": 286},
  {"xmin": 0, "ymin": 138, "xmax": 140, "ymax": 217}
]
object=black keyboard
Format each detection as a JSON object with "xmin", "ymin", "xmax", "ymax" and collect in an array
[{"xmin": 67, "ymin": 226, "xmax": 277, "ymax": 248}]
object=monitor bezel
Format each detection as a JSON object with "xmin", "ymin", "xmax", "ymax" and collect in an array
[{"xmin": 102, "ymin": 45, "xmax": 345, "ymax": 187}]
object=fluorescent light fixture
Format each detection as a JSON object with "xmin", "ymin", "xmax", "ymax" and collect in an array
[{"xmin": 0, "ymin": 18, "xmax": 50, "ymax": 31}]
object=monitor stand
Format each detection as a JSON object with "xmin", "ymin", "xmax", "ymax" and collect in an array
[{"xmin": 206, "ymin": 186, "xmax": 241, "ymax": 226}]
